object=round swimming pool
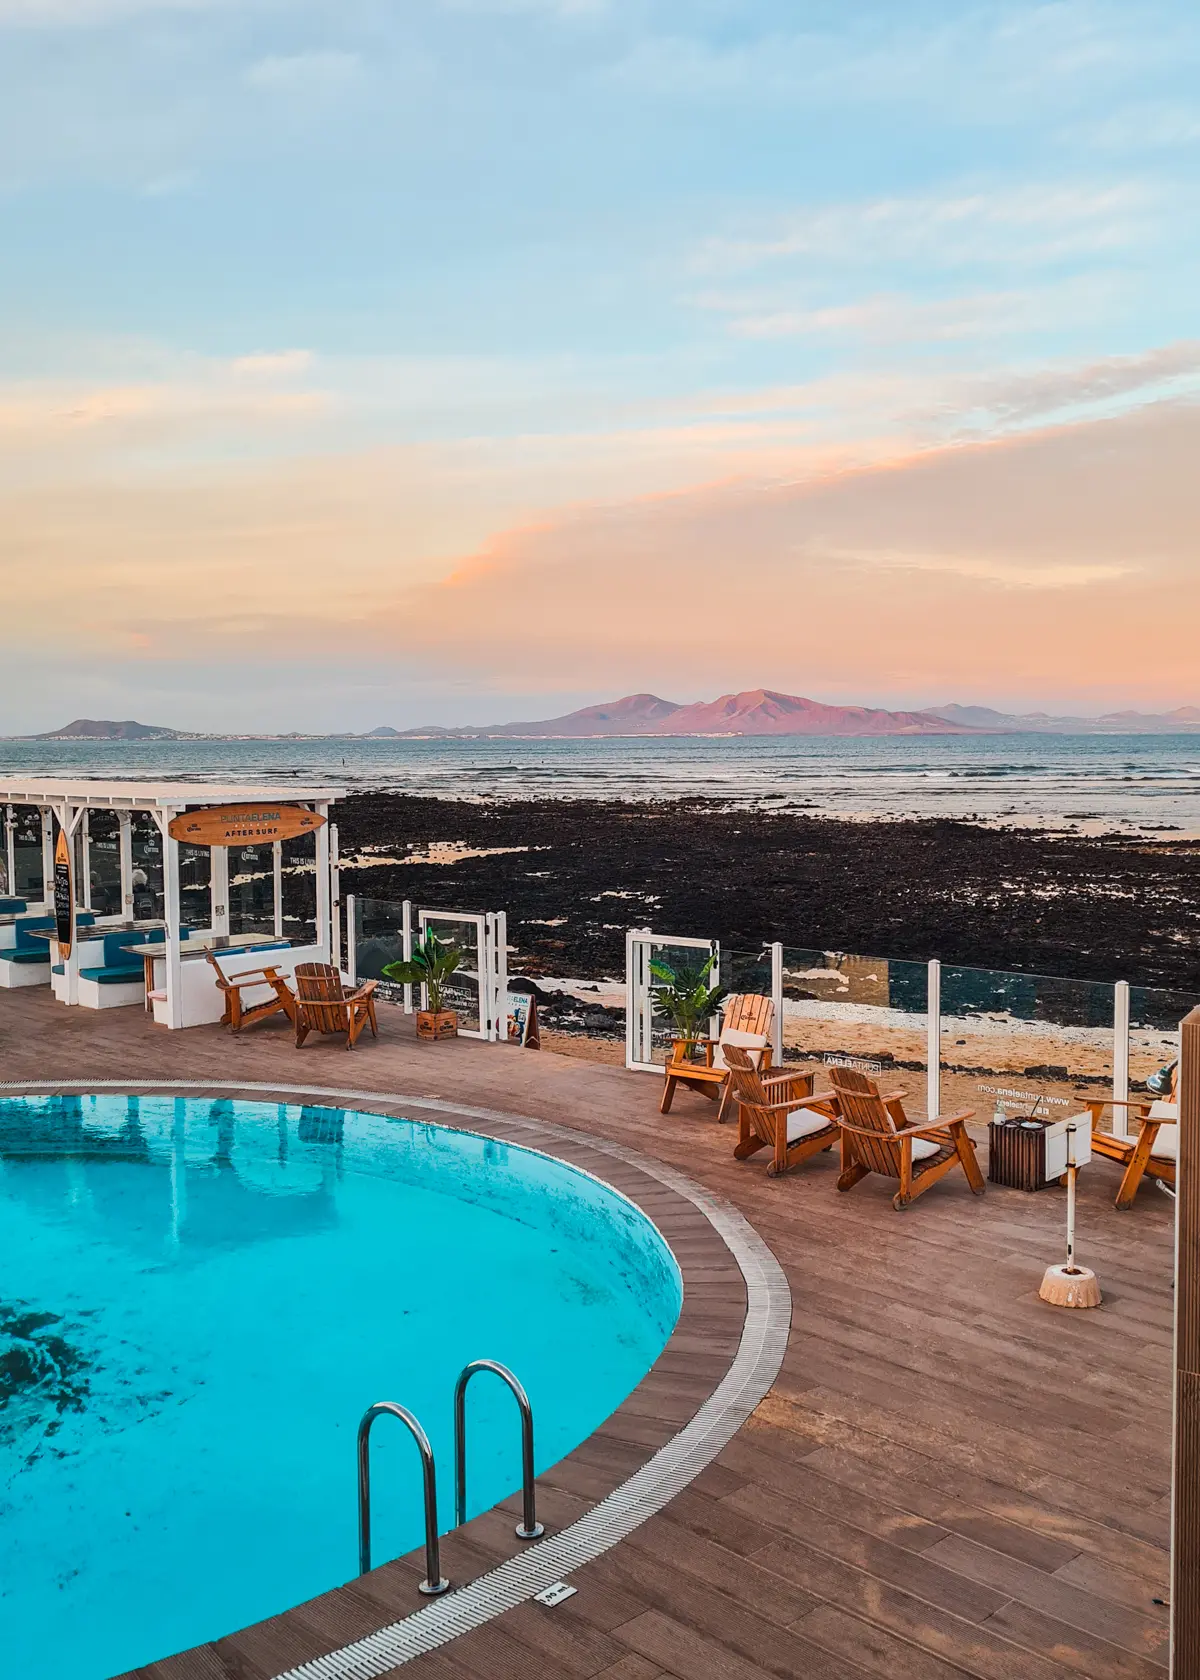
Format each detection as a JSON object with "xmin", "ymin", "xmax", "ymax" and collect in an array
[{"xmin": 0, "ymin": 1093, "xmax": 681, "ymax": 1680}]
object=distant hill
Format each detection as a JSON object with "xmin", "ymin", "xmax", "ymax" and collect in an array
[
  {"xmin": 32, "ymin": 718, "xmax": 181, "ymax": 740},
  {"xmin": 931, "ymin": 703, "xmax": 1200, "ymax": 733},
  {"xmin": 390, "ymin": 688, "xmax": 973, "ymax": 739}
]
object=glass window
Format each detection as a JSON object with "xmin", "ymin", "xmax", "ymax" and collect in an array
[
  {"xmin": 229, "ymin": 844, "xmax": 275, "ymax": 936},
  {"xmin": 130, "ymin": 813, "xmax": 164, "ymax": 921},
  {"xmin": 179, "ymin": 844, "xmax": 212, "ymax": 934},
  {"xmin": 85, "ymin": 812, "xmax": 122, "ymax": 918},
  {"xmin": 10, "ymin": 806, "xmax": 45, "ymax": 900}
]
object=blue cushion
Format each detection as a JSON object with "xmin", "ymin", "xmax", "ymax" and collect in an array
[
  {"xmin": 51, "ymin": 963, "xmax": 64, "ymax": 975},
  {"xmin": 7, "ymin": 949, "xmax": 50, "ymax": 965},
  {"xmin": 0, "ymin": 898, "xmax": 25, "ymax": 914},
  {"xmin": 80, "ymin": 965, "xmax": 145, "ymax": 985}
]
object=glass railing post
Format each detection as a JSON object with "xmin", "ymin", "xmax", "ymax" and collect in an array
[
  {"xmin": 927, "ymin": 958, "xmax": 942, "ymax": 1119},
  {"xmin": 771, "ymin": 942, "xmax": 784, "ymax": 1064},
  {"xmin": 1113, "ymin": 981, "xmax": 1131, "ymax": 1140}
]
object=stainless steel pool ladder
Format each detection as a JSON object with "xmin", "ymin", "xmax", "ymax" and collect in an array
[
  {"xmin": 454, "ymin": 1359, "xmax": 544, "ymax": 1541},
  {"xmin": 357, "ymin": 1402, "xmax": 449, "ymax": 1595}
]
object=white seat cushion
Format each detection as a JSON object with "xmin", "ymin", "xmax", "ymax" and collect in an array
[
  {"xmin": 786, "ymin": 1108, "xmax": 832, "ymax": 1144},
  {"xmin": 1149, "ymin": 1121, "xmax": 1178, "ymax": 1161},
  {"xmin": 713, "ymin": 1027, "xmax": 770, "ymax": 1071},
  {"xmin": 911, "ymin": 1137, "xmax": 940, "ymax": 1162}
]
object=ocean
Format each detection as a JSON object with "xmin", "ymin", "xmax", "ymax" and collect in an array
[{"xmin": 1, "ymin": 733, "xmax": 1198, "ymax": 833}]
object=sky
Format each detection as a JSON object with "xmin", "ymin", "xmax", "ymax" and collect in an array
[{"xmin": 1, "ymin": 0, "xmax": 1198, "ymax": 732}]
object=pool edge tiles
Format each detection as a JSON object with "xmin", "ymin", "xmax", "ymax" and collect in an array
[{"xmin": 0, "ymin": 1091, "xmax": 690, "ymax": 1680}]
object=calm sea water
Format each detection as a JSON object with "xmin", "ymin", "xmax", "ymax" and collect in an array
[
  {"xmin": 0, "ymin": 1095, "xmax": 679, "ymax": 1680},
  {"xmin": 1, "ymin": 733, "xmax": 1199, "ymax": 831}
]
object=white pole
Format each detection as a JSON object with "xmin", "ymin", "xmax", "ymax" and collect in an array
[
  {"xmin": 272, "ymin": 841, "xmax": 284, "ymax": 939},
  {"xmin": 63, "ymin": 804, "xmax": 87, "ymax": 1006},
  {"xmin": 163, "ymin": 824, "xmax": 183, "ymax": 1028},
  {"xmin": 119, "ymin": 813, "xmax": 134, "ymax": 921},
  {"xmin": 1113, "ymin": 980, "xmax": 1131, "ymax": 1142},
  {"xmin": 402, "ymin": 899, "xmax": 413, "ymax": 1014},
  {"xmin": 314, "ymin": 805, "xmax": 331, "ymax": 961},
  {"xmin": 345, "ymin": 893, "xmax": 357, "ymax": 984},
  {"xmin": 329, "ymin": 822, "xmax": 341, "ymax": 967},
  {"xmin": 4, "ymin": 805, "xmax": 14, "ymax": 899},
  {"xmin": 211, "ymin": 844, "xmax": 229, "ymax": 938},
  {"xmin": 625, "ymin": 928, "xmax": 636, "ymax": 1070},
  {"xmin": 81, "ymin": 810, "xmax": 92, "ymax": 912},
  {"xmin": 771, "ymin": 941, "xmax": 784, "ymax": 1064},
  {"xmin": 40, "ymin": 809, "xmax": 54, "ymax": 906},
  {"xmin": 493, "ymin": 909, "xmax": 509, "ymax": 1043},
  {"xmin": 927, "ymin": 958, "xmax": 942, "ymax": 1120}
]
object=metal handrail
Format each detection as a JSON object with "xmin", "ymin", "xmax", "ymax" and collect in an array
[
  {"xmin": 454, "ymin": 1360, "xmax": 544, "ymax": 1540},
  {"xmin": 357, "ymin": 1401, "xmax": 449, "ymax": 1595}
]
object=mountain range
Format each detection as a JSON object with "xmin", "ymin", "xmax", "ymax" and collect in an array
[{"xmin": 19, "ymin": 691, "xmax": 1200, "ymax": 742}]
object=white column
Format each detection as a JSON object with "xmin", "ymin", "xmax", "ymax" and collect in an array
[
  {"xmin": 211, "ymin": 845, "xmax": 229, "ymax": 937},
  {"xmin": 329, "ymin": 822, "xmax": 341, "ymax": 966},
  {"xmin": 119, "ymin": 813, "xmax": 134, "ymax": 920},
  {"xmin": 80, "ymin": 810, "xmax": 92, "ymax": 911},
  {"xmin": 272, "ymin": 841, "xmax": 284, "ymax": 938},
  {"xmin": 625, "ymin": 928, "xmax": 636, "ymax": 1068},
  {"xmin": 402, "ymin": 899, "xmax": 413, "ymax": 1011},
  {"xmin": 40, "ymin": 809, "xmax": 54, "ymax": 904},
  {"xmin": 1113, "ymin": 980, "xmax": 1131, "ymax": 1142},
  {"xmin": 490, "ymin": 910, "xmax": 509, "ymax": 1043},
  {"xmin": 771, "ymin": 941, "xmax": 784, "ymax": 1064},
  {"xmin": 163, "ymin": 823, "xmax": 183, "ymax": 1028},
  {"xmin": 926, "ymin": 958, "xmax": 942, "ymax": 1120},
  {"xmin": 345, "ymin": 893, "xmax": 357, "ymax": 983},
  {"xmin": 314, "ymin": 804, "xmax": 331, "ymax": 961},
  {"xmin": 4, "ymin": 805, "xmax": 15, "ymax": 899}
]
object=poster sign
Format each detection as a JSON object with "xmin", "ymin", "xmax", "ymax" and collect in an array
[
  {"xmin": 167, "ymin": 804, "xmax": 326, "ymax": 848},
  {"xmin": 53, "ymin": 822, "xmax": 73, "ymax": 958}
]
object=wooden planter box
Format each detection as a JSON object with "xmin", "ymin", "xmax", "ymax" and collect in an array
[{"xmin": 417, "ymin": 1009, "xmax": 458, "ymax": 1041}]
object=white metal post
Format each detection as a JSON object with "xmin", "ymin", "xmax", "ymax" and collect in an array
[
  {"xmin": 927, "ymin": 958, "xmax": 942, "ymax": 1120},
  {"xmin": 163, "ymin": 821, "xmax": 183, "ymax": 1029},
  {"xmin": 490, "ymin": 910, "xmax": 509, "ymax": 1043},
  {"xmin": 345, "ymin": 893, "xmax": 357, "ymax": 983},
  {"xmin": 1113, "ymin": 980, "xmax": 1131, "ymax": 1142},
  {"xmin": 625, "ymin": 929, "xmax": 637, "ymax": 1069},
  {"xmin": 771, "ymin": 941, "xmax": 784, "ymax": 1064},
  {"xmin": 210, "ymin": 844, "xmax": 229, "ymax": 937},
  {"xmin": 40, "ymin": 810, "xmax": 54, "ymax": 905},
  {"xmin": 80, "ymin": 810, "xmax": 92, "ymax": 911},
  {"xmin": 402, "ymin": 899, "xmax": 413, "ymax": 1014},
  {"xmin": 272, "ymin": 841, "xmax": 283, "ymax": 939},
  {"xmin": 329, "ymin": 822, "xmax": 341, "ymax": 968},
  {"xmin": 119, "ymin": 813, "xmax": 134, "ymax": 921},
  {"xmin": 314, "ymin": 805, "xmax": 331, "ymax": 961}
]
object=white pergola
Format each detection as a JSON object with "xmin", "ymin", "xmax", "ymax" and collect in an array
[{"xmin": 1, "ymin": 779, "xmax": 345, "ymax": 1028}]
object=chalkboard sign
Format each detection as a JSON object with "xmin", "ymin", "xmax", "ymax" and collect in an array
[{"xmin": 53, "ymin": 823, "xmax": 73, "ymax": 958}]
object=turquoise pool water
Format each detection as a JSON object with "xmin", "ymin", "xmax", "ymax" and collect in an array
[{"xmin": 0, "ymin": 1094, "xmax": 681, "ymax": 1680}]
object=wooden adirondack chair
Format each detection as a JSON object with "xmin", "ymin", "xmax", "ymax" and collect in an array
[
  {"xmin": 206, "ymin": 949, "xmax": 296, "ymax": 1032},
  {"xmin": 828, "ymin": 1065, "xmax": 985, "ymax": 1211},
  {"xmin": 1079, "ymin": 1065, "xmax": 1179, "ymax": 1207},
  {"xmin": 660, "ymin": 993, "xmax": 775, "ymax": 1121},
  {"xmin": 723, "ymin": 1044, "xmax": 839, "ymax": 1177},
  {"xmin": 293, "ymin": 963, "xmax": 379, "ymax": 1050}
]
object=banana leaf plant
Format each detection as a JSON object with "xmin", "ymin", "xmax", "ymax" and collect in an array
[
  {"xmin": 382, "ymin": 930, "xmax": 462, "ymax": 1014},
  {"xmin": 648, "ymin": 953, "xmax": 726, "ymax": 1051}
]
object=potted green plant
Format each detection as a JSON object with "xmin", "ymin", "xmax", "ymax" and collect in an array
[
  {"xmin": 383, "ymin": 930, "xmax": 463, "ymax": 1040},
  {"xmin": 649, "ymin": 953, "xmax": 726, "ymax": 1060}
]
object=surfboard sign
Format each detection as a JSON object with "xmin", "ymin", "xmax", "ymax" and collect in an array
[
  {"xmin": 167, "ymin": 804, "xmax": 326, "ymax": 848},
  {"xmin": 53, "ymin": 822, "xmax": 74, "ymax": 958}
]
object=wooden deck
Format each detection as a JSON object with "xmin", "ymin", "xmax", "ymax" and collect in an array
[{"xmin": 0, "ymin": 990, "xmax": 1175, "ymax": 1680}]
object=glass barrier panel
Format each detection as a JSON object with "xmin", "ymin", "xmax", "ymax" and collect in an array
[
  {"xmin": 10, "ymin": 806, "xmax": 44, "ymax": 901},
  {"xmin": 85, "ymin": 811, "xmax": 122, "ymax": 917},
  {"xmin": 722, "ymin": 945, "xmax": 773, "ymax": 999},
  {"xmin": 507, "ymin": 935, "xmax": 625, "ymax": 1055},
  {"xmin": 939, "ymin": 965, "xmax": 1115, "ymax": 1128},
  {"xmin": 1130, "ymin": 986, "xmax": 1200, "ymax": 1090},
  {"xmin": 780, "ymin": 947, "xmax": 929, "ymax": 1113},
  {"xmin": 352, "ymin": 898, "xmax": 407, "ymax": 998},
  {"xmin": 645, "ymin": 941, "xmax": 721, "ymax": 1067},
  {"xmin": 178, "ymin": 845, "xmax": 211, "ymax": 932},
  {"xmin": 420, "ymin": 915, "xmax": 482, "ymax": 1033},
  {"xmin": 281, "ymin": 832, "xmax": 317, "ymax": 946},
  {"xmin": 228, "ymin": 843, "xmax": 274, "ymax": 936},
  {"xmin": 130, "ymin": 813, "xmax": 164, "ymax": 921}
]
